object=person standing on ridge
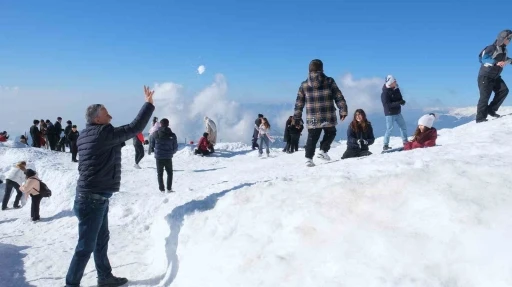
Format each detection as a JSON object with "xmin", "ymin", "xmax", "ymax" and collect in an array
[
  {"xmin": 252, "ymin": 114, "xmax": 263, "ymax": 150},
  {"xmin": 476, "ymin": 29, "xmax": 512, "ymax": 123},
  {"xmin": 64, "ymin": 86, "xmax": 155, "ymax": 287},
  {"xmin": 294, "ymin": 59, "xmax": 348, "ymax": 167},
  {"xmin": 153, "ymin": 118, "xmax": 178, "ymax": 193},
  {"xmin": 67, "ymin": 125, "xmax": 80, "ymax": 162},
  {"xmin": 381, "ymin": 75, "xmax": 408, "ymax": 150},
  {"xmin": 133, "ymin": 132, "xmax": 145, "ymax": 169},
  {"xmin": 54, "ymin": 117, "xmax": 64, "ymax": 151}
]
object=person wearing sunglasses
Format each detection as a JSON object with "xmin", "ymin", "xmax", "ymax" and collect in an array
[{"xmin": 476, "ymin": 29, "xmax": 512, "ymax": 123}]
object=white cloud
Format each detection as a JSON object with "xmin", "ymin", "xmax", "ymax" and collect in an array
[
  {"xmin": 337, "ymin": 73, "xmax": 384, "ymax": 115},
  {"xmin": 197, "ymin": 65, "xmax": 206, "ymax": 75}
]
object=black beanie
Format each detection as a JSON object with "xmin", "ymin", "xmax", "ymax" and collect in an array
[
  {"xmin": 203, "ymin": 132, "xmax": 209, "ymax": 137},
  {"xmin": 309, "ymin": 59, "xmax": 323, "ymax": 72},
  {"xmin": 24, "ymin": 169, "xmax": 36, "ymax": 177}
]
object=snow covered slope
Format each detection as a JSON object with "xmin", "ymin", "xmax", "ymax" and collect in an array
[{"xmin": 1, "ymin": 116, "xmax": 511, "ymax": 287}]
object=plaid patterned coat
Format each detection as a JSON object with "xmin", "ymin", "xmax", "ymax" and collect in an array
[{"xmin": 294, "ymin": 72, "xmax": 348, "ymax": 129}]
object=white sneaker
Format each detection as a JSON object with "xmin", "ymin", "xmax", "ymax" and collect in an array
[
  {"xmin": 317, "ymin": 151, "xmax": 330, "ymax": 160},
  {"xmin": 305, "ymin": 158, "xmax": 315, "ymax": 167},
  {"xmin": 134, "ymin": 164, "xmax": 142, "ymax": 169}
]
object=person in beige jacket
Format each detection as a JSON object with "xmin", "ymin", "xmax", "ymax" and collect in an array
[{"xmin": 19, "ymin": 169, "xmax": 42, "ymax": 222}]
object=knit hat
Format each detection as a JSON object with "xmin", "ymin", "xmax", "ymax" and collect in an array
[
  {"xmin": 309, "ymin": 59, "xmax": 323, "ymax": 72},
  {"xmin": 418, "ymin": 114, "xmax": 436, "ymax": 128},
  {"xmin": 385, "ymin": 75, "xmax": 396, "ymax": 87},
  {"xmin": 24, "ymin": 169, "xmax": 36, "ymax": 177}
]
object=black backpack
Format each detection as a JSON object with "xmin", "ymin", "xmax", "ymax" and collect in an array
[{"xmin": 37, "ymin": 179, "xmax": 52, "ymax": 197}]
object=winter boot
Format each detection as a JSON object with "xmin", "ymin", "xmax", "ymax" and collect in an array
[
  {"xmin": 305, "ymin": 158, "xmax": 315, "ymax": 167},
  {"xmin": 488, "ymin": 111, "xmax": 501, "ymax": 118},
  {"xmin": 133, "ymin": 164, "xmax": 141, "ymax": 169},
  {"xmin": 97, "ymin": 275, "xmax": 128, "ymax": 287},
  {"xmin": 383, "ymin": 145, "xmax": 392, "ymax": 151}
]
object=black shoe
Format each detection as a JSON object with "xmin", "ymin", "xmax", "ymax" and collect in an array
[
  {"xmin": 383, "ymin": 145, "xmax": 392, "ymax": 151},
  {"xmin": 98, "ymin": 276, "xmax": 128, "ymax": 287},
  {"xmin": 13, "ymin": 205, "xmax": 21, "ymax": 209},
  {"xmin": 488, "ymin": 111, "xmax": 500, "ymax": 118},
  {"xmin": 476, "ymin": 118, "xmax": 488, "ymax": 123},
  {"xmin": 167, "ymin": 189, "xmax": 174, "ymax": 193},
  {"xmin": 1, "ymin": 207, "xmax": 6, "ymax": 211}
]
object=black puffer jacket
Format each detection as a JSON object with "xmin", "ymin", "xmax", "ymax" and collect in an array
[{"xmin": 76, "ymin": 103, "xmax": 154, "ymax": 195}]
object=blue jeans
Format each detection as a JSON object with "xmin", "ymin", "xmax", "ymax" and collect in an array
[
  {"xmin": 383, "ymin": 114, "xmax": 408, "ymax": 145},
  {"xmin": 259, "ymin": 135, "xmax": 270, "ymax": 155},
  {"xmin": 65, "ymin": 193, "xmax": 112, "ymax": 286}
]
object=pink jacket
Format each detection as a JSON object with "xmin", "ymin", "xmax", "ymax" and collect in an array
[{"xmin": 19, "ymin": 176, "xmax": 41, "ymax": 196}]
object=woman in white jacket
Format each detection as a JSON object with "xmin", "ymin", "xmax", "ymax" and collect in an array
[
  {"xmin": 2, "ymin": 161, "xmax": 27, "ymax": 210},
  {"xmin": 148, "ymin": 117, "xmax": 160, "ymax": 155}
]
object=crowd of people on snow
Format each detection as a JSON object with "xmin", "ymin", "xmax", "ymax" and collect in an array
[{"xmin": 0, "ymin": 29, "xmax": 510, "ymax": 287}]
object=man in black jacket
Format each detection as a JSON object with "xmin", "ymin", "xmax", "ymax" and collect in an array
[
  {"xmin": 29, "ymin": 120, "xmax": 41, "ymax": 148},
  {"xmin": 381, "ymin": 75, "xmax": 407, "ymax": 150},
  {"xmin": 153, "ymin": 118, "xmax": 178, "ymax": 192},
  {"xmin": 65, "ymin": 86, "xmax": 155, "ymax": 287},
  {"xmin": 252, "ymin": 114, "xmax": 263, "ymax": 150},
  {"xmin": 54, "ymin": 117, "xmax": 64, "ymax": 151},
  {"xmin": 476, "ymin": 29, "xmax": 512, "ymax": 122}
]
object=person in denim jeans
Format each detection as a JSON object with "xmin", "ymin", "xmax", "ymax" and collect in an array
[
  {"xmin": 65, "ymin": 86, "xmax": 155, "ymax": 287},
  {"xmin": 381, "ymin": 75, "xmax": 407, "ymax": 150},
  {"xmin": 257, "ymin": 117, "xmax": 271, "ymax": 157}
]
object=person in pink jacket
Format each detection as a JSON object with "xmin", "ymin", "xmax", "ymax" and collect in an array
[{"xmin": 19, "ymin": 169, "xmax": 43, "ymax": 222}]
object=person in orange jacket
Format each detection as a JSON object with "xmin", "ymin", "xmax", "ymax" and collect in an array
[{"xmin": 133, "ymin": 132, "xmax": 145, "ymax": 169}]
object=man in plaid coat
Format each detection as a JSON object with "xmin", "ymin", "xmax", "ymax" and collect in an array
[{"xmin": 294, "ymin": 59, "xmax": 348, "ymax": 167}]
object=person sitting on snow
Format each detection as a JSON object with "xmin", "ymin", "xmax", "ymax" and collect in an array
[
  {"xmin": 341, "ymin": 109, "xmax": 375, "ymax": 159},
  {"xmin": 403, "ymin": 113, "xmax": 437, "ymax": 151},
  {"xmin": 195, "ymin": 132, "xmax": 211, "ymax": 156},
  {"xmin": 19, "ymin": 135, "xmax": 28, "ymax": 145},
  {"xmin": 0, "ymin": 131, "xmax": 9, "ymax": 142},
  {"xmin": 204, "ymin": 116, "xmax": 217, "ymax": 152}
]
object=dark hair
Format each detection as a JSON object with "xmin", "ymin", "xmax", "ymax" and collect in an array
[
  {"xmin": 24, "ymin": 169, "xmax": 36, "ymax": 178},
  {"xmin": 262, "ymin": 117, "xmax": 271, "ymax": 129},
  {"xmin": 153, "ymin": 117, "xmax": 158, "ymax": 124},
  {"xmin": 350, "ymin": 109, "xmax": 370, "ymax": 133},
  {"xmin": 309, "ymin": 59, "xmax": 324, "ymax": 72},
  {"xmin": 45, "ymin": 119, "xmax": 50, "ymax": 123},
  {"xmin": 160, "ymin": 118, "xmax": 169, "ymax": 127},
  {"xmin": 57, "ymin": 117, "xmax": 62, "ymax": 120},
  {"xmin": 67, "ymin": 120, "xmax": 72, "ymax": 125},
  {"xmin": 72, "ymin": 125, "xmax": 77, "ymax": 128},
  {"xmin": 203, "ymin": 132, "xmax": 209, "ymax": 137},
  {"xmin": 258, "ymin": 114, "xmax": 264, "ymax": 118},
  {"xmin": 412, "ymin": 126, "xmax": 431, "ymax": 141},
  {"xmin": 33, "ymin": 119, "xmax": 39, "ymax": 125}
]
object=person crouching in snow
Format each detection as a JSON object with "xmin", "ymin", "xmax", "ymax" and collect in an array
[
  {"xmin": 404, "ymin": 113, "xmax": 437, "ymax": 151},
  {"xmin": 133, "ymin": 132, "xmax": 145, "ymax": 169},
  {"xmin": 195, "ymin": 133, "xmax": 211, "ymax": 156},
  {"xmin": 204, "ymin": 116, "xmax": 217, "ymax": 152},
  {"xmin": 19, "ymin": 169, "xmax": 43, "ymax": 222},
  {"xmin": 2, "ymin": 161, "xmax": 27, "ymax": 210},
  {"xmin": 258, "ymin": 117, "xmax": 273, "ymax": 157},
  {"xmin": 341, "ymin": 109, "xmax": 375, "ymax": 159},
  {"xmin": 0, "ymin": 131, "xmax": 9, "ymax": 142}
]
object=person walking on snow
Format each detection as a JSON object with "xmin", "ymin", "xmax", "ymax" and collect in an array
[
  {"xmin": 64, "ymin": 86, "xmax": 155, "ymax": 287},
  {"xmin": 133, "ymin": 132, "xmax": 145, "ymax": 169},
  {"xmin": 204, "ymin": 116, "xmax": 217, "ymax": 152},
  {"xmin": 476, "ymin": 29, "xmax": 512, "ymax": 123},
  {"xmin": 1, "ymin": 161, "xmax": 26, "ymax": 210},
  {"xmin": 252, "ymin": 114, "xmax": 264, "ymax": 150},
  {"xmin": 153, "ymin": 118, "xmax": 178, "ymax": 193},
  {"xmin": 294, "ymin": 59, "xmax": 348, "ymax": 167},
  {"xmin": 404, "ymin": 113, "xmax": 437, "ymax": 150},
  {"xmin": 341, "ymin": 109, "xmax": 375, "ymax": 159},
  {"xmin": 381, "ymin": 75, "xmax": 408, "ymax": 151},
  {"xmin": 67, "ymin": 125, "xmax": 80, "ymax": 162},
  {"xmin": 148, "ymin": 116, "xmax": 160, "ymax": 155},
  {"xmin": 258, "ymin": 117, "xmax": 273, "ymax": 157}
]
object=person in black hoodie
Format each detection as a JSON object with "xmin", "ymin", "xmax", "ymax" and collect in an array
[
  {"xmin": 45, "ymin": 120, "xmax": 57, "ymax": 150},
  {"xmin": 341, "ymin": 109, "xmax": 375, "ymax": 159},
  {"xmin": 63, "ymin": 120, "xmax": 73, "ymax": 150},
  {"xmin": 54, "ymin": 117, "xmax": 64, "ymax": 151},
  {"xmin": 67, "ymin": 125, "xmax": 80, "ymax": 162},
  {"xmin": 252, "ymin": 114, "xmax": 263, "ymax": 150},
  {"xmin": 153, "ymin": 118, "xmax": 178, "ymax": 192},
  {"xmin": 286, "ymin": 118, "xmax": 303, "ymax": 153},
  {"xmin": 381, "ymin": 75, "xmax": 407, "ymax": 151},
  {"xmin": 30, "ymin": 120, "xmax": 41, "ymax": 148},
  {"xmin": 282, "ymin": 116, "xmax": 292, "ymax": 152}
]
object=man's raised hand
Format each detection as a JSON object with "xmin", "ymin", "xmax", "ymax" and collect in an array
[{"xmin": 144, "ymin": 85, "xmax": 154, "ymax": 104}]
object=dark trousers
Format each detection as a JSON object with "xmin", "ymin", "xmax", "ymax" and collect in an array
[
  {"xmin": 305, "ymin": 127, "xmax": 336, "ymax": 159},
  {"xmin": 57, "ymin": 137, "xmax": 66, "ymax": 152},
  {"xmin": 2, "ymin": 179, "xmax": 22, "ymax": 209},
  {"xmin": 156, "ymin": 159, "xmax": 173, "ymax": 191},
  {"xmin": 71, "ymin": 142, "xmax": 78, "ymax": 161},
  {"xmin": 288, "ymin": 134, "xmax": 300, "ymax": 152},
  {"xmin": 134, "ymin": 144, "xmax": 144, "ymax": 164},
  {"xmin": 477, "ymin": 75, "xmax": 509, "ymax": 121},
  {"xmin": 48, "ymin": 135, "xmax": 57, "ymax": 150},
  {"xmin": 30, "ymin": 194, "xmax": 42, "ymax": 220},
  {"xmin": 66, "ymin": 193, "xmax": 112, "ymax": 286},
  {"xmin": 251, "ymin": 130, "xmax": 259, "ymax": 149},
  {"xmin": 341, "ymin": 148, "xmax": 372, "ymax": 159},
  {"xmin": 194, "ymin": 148, "xmax": 211, "ymax": 156},
  {"xmin": 31, "ymin": 136, "xmax": 40, "ymax": 148}
]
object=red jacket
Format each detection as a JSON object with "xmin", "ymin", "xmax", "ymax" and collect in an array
[
  {"xmin": 0, "ymin": 135, "xmax": 6, "ymax": 142},
  {"xmin": 136, "ymin": 133, "xmax": 145, "ymax": 143},
  {"xmin": 404, "ymin": 128, "xmax": 437, "ymax": 151},
  {"xmin": 197, "ymin": 137, "xmax": 209, "ymax": 151}
]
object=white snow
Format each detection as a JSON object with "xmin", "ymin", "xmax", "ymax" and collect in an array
[
  {"xmin": 197, "ymin": 65, "xmax": 206, "ymax": 75},
  {"xmin": 445, "ymin": 106, "xmax": 512, "ymax": 119},
  {"xmin": 1, "ymin": 116, "xmax": 512, "ymax": 287}
]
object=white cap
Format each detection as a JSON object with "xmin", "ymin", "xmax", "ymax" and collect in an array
[{"xmin": 418, "ymin": 114, "xmax": 436, "ymax": 128}]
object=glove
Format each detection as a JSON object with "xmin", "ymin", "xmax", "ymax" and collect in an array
[{"xmin": 400, "ymin": 100, "xmax": 406, "ymax": 105}]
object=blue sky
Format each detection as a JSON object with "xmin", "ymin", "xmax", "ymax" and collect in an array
[{"xmin": 1, "ymin": 0, "xmax": 512, "ymax": 110}]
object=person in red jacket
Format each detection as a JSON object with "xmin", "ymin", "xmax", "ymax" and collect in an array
[
  {"xmin": 133, "ymin": 132, "xmax": 145, "ymax": 169},
  {"xmin": 0, "ymin": 131, "xmax": 9, "ymax": 142},
  {"xmin": 194, "ymin": 132, "xmax": 211, "ymax": 156},
  {"xmin": 404, "ymin": 113, "xmax": 437, "ymax": 151}
]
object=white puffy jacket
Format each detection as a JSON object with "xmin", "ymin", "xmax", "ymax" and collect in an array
[{"xmin": 5, "ymin": 167, "xmax": 25, "ymax": 185}]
